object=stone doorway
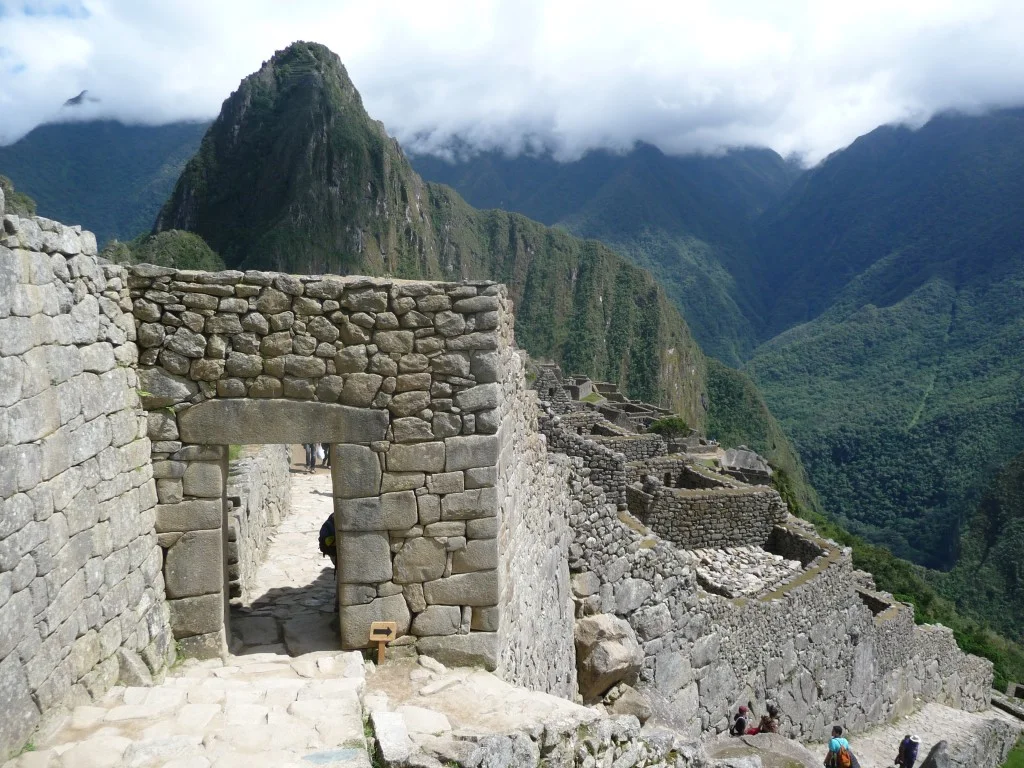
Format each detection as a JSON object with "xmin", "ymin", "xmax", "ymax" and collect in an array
[{"xmin": 228, "ymin": 444, "xmax": 340, "ymax": 656}]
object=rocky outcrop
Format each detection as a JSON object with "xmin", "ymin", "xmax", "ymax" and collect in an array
[{"xmin": 575, "ymin": 614, "xmax": 644, "ymax": 702}]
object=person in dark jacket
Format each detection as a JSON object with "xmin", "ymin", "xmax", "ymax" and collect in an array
[{"xmin": 896, "ymin": 735, "xmax": 921, "ymax": 768}]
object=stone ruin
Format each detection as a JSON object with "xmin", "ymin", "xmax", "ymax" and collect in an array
[{"xmin": 0, "ymin": 205, "xmax": 1011, "ymax": 761}]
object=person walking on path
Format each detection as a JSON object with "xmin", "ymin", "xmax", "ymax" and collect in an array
[
  {"xmin": 895, "ymin": 735, "xmax": 921, "ymax": 768},
  {"xmin": 320, "ymin": 442, "xmax": 331, "ymax": 468},
  {"xmin": 303, "ymin": 443, "xmax": 316, "ymax": 473},
  {"xmin": 825, "ymin": 726, "xmax": 859, "ymax": 768}
]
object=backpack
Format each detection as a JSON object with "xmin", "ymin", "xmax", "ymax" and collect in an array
[
  {"xmin": 318, "ymin": 514, "xmax": 336, "ymax": 559},
  {"xmin": 836, "ymin": 744, "xmax": 853, "ymax": 768}
]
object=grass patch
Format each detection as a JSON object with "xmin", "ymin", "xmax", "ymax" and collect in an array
[
  {"xmin": 1003, "ymin": 739, "xmax": 1024, "ymax": 768},
  {"xmin": 227, "ymin": 445, "xmax": 243, "ymax": 461},
  {"xmin": 580, "ymin": 392, "xmax": 603, "ymax": 403}
]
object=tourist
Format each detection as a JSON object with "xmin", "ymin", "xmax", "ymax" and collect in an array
[
  {"xmin": 895, "ymin": 735, "xmax": 921, "ymax": 768},
  {"xmin": 748, "ymin": 703, "xmax": 780, "ymax": 734},
  {"xmin": 321, "ymin": 442, "xmax": 331, "ymax": 468},
  {"xmin": 730, "ymin": 704, "xmax": 751, "ymax": 736},
  {"xmin": 303, "ymin": 443, "xmax": 316, "ymax": 473},
  {"xmin": 318, "ymin": 513, "xmax": 337, "ymax": 568},
  {"xmin": 824, "ymin": 726, "xmax": 858, "ymax": 768}
]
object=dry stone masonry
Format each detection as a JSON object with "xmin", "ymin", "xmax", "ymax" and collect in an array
[
  {"xmin": 0, "ymin": 209, "xmax": 172, "ymax": 761},
  {"xmin": 225, "ymin": 444, "xmax": 291, "ymax": 602}
]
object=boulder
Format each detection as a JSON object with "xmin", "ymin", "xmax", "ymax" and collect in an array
[
  {"xmin": 575, "ymin": 614, "xmax": 643, "ymax": 702},
  {"xmin": 609, "ymin": 684, "xmax": 653, "ymax": 724}
]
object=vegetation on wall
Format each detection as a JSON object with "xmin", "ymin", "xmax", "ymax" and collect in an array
[{"xmin": 0, "ymin": 174, "xmax": 37, "ymax": 216}]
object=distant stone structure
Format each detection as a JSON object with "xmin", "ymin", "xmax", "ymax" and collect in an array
[{"xmin": 0, "ymin": 206, "xmax": 1005, "ymax": 759}]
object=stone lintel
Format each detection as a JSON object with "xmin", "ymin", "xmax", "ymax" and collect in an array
[{"xmin": 177, "ymin": 398, "xmax": 389, "ymax": 444}]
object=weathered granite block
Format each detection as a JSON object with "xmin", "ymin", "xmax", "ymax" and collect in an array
[
  {"xmin": 339, "ymin": 531, "xmax": 392, "ymax": 583},
  {"xmin": 423, "ymin": 570, "xmax": 498, "ymax": 606}
]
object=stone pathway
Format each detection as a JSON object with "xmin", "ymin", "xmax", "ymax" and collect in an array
[
  {"xmin": 3, "ymin": 651, "xmax": 372, "ymax": 768},
  {"xmin": 230, "ymin": 450, "xmax": 338, "ymax": 657},
  {"xmin": 806, "ymin": 702, "xmax": 1023, "ymax": 768}
]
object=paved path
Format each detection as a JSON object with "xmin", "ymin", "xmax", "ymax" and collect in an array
[
  {"xmin": 230, "ymin": 451, "xmax": 338, "ymax": 657},
  {"xmin": 4, "ymin": 651, "xmax": 371, "ymax": 768},
  {"xmin": 806, "ymin": 702, "xmax": 1023, "ymax": 768}
]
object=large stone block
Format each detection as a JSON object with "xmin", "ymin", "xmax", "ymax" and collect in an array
[
  {"xmin": 339, "ymin": 531, "xmax": 392, "ymax": 583},
  {"xmin": 454, "ymin": 383, "xmax": 500, "ymax": 413},
  {"xmin": 451, "ymin": 539, "xmax": 497, "ymax": 573},
  {"xmin": 0, "ymin": 653, "xmax": 40, "ymax": 762},
  {"xmin": 340, "ymin": 594, "xmax": 410, "ymax": 648},
  {"xmin": 167, "ymin": 593, "xmax": 224, "ymax": 639},
  {"xmin": 332, "ymin": 443, "xmax": 382, "ymax": 498},
  {"xmin": 410, "ymin": 605, "xmax": 461, "ymax": 637},
  {"xmin": 156, "ymin": 500, "xmax": 222, "ymax": 533},
  {"xmin": 337, "ymin": 497, "xmax": 385, "ymax": 531},
  {"xmin": 381, "ymin": 491, "xmax": 418, "ymax": 529},
  {"xmin": 393, "ymin": 537, "xmax": 446, "ymax": 584},
  {"xmin": 417, "ymin": 633, "xmax": 497, "ymax": 671},
  {"xmin": 164, "ymin": 530, "xmax": 222, "ymax": 598},
  {"xmin": 423, "ymin": 570, "xmax": 498, "ymax": 606},
  {"xmin": 182, "ymin": 462, "xmax": 223, "ymax": 498},
  {"xmin": 444, "ymin": 434, "xmax": 499, "ymax": 471},
  {"xmin": 177, "ymin": 399, "xmax": 389, "ymax": 444},
  {"xmin": 339, "ymin": 373, "xmax": 382, "ymax": 407},
  {"xmin": 386, "ymin": 442, "xmax": 445, "ymax": 473},
  {"xmin": 139, "ymin": 367, "xmax": 199, "ymax": 408},
  {"xmin": 441, "ymin": 488, "xmax": 498, "ymax": 521}
]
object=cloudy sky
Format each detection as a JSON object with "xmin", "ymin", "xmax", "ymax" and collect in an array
[{"xmin": 2, "ymin": 0, "xmax": 1024, "ymax": 162}]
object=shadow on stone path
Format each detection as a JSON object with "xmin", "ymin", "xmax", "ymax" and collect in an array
[{"xmin": 230, "ymin": 451, "xmax": 338, "ymax": 657}]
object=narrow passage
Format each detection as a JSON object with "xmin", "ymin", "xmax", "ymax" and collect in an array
[{"xmin": 230, "ymin": 446, "xmax": 338, "ymax": 656}]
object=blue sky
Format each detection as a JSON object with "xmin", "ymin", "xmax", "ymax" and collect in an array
[{"xmin": 2, "ymin": 0, "xmax": 1024, "ymax": 162}]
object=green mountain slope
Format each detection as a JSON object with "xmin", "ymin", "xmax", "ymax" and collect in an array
[
  {"xmin": 0, "ymin": 120, "xmax": 208, "ymax": 245},
  {"xmin": 155, "ymin": 41, "xmax": 715, "ymax": 425},
  {"xmin": 748, "ymin": 110, "xmax": 1024, "ymax": 572},
  {"xmin": 413, "ymin": 144, "xmax": 800, "ymax": 363},
  {"xmin": 944, "ymin": 451, "xmax": 1024, "ymax": 642}
]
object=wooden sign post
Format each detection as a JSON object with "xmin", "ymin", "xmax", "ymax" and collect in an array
[{"xmin": 368, "ymin": 621, "xmax": 397, "ymax": 665}]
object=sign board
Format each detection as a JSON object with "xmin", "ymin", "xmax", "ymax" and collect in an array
[{"xmin": 369, "ymin": 621, "xmax": 398, "ymax": 663}]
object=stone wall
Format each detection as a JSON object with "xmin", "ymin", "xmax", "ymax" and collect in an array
[
  {"xmin": 591, "ymin": 433, "xmax": 666, "ymax": 462},
  {"xmin": 0, "ymin": 211, "xmax": 172, "ymax": 760},
  {"xmin": 225, "ymin": 444, "xmax": 291, "ymax": 602},
  {"xmin": 627, "ymin": 481, "xmax": 788, "ymax": 549},
  {"xmin": 495, "ymin": 346, "xmax": 576, "ymax": 698},
  {"xmin": 128, "ymin": 266, "xmax": 512, "ymax": 660},
  {"xmin": 541, "ymin": 410, "xmax": 993, "ymax": 742},
  {"xmin": 625, "ymin": 455, "xmax": 733, "ymax": 490},
  {"xmin": 540, "ymin": 412, "xmax": 628, "ymax": 508}
]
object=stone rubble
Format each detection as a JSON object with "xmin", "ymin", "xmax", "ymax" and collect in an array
[{"xmin": 691, "ymin": 547, "xmax": 803, "ymax": 599}]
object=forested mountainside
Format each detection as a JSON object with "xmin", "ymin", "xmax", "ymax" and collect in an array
[
  {"xmin": 0, "ymin": 120, "xmax": 208, "ymax": 245},
  {"xmin": 414, "ymin": 108, "xmax": 1024, "ymax": 638},
  {"xmin": 413, "ymin": 144, "xmax": 800, "ymax": 364},
  {"xmin": 748, "ymin": 109, "xmax": 1024, "ymax": 573},
  {"xmin": 945, "ymin": 451, "xmax": 1024, "ymax": 642}
]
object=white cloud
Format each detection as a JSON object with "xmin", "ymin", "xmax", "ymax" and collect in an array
[{"xmin": 1, "ymin": 0, "xmax": 1024, "ymax": 162}]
